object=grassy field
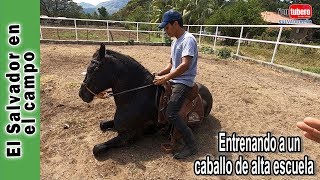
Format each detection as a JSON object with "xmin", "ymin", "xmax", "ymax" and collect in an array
[
  {"xmin": 199, "ymin": 39, "xmax": 320, "ymax": 74},
  {"xmin": 235, "ymin": 43, "xmax": 320, "ymax": 74}
]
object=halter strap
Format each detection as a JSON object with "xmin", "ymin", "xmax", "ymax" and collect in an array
[{"xmin": 85, "ymin": 86, "xmax": 97, "ymax": 96}]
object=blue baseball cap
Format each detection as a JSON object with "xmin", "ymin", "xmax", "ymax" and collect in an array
[{"xmin": 158, "ymin": 10, "xmax": 182, "ymax": 29}]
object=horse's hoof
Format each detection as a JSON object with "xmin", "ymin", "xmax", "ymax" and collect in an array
[{"xmin": 92, "ymin": 143, "xmax": 108, "ymax": 157}]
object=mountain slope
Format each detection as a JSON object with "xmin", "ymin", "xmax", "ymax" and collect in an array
[
  {"xmin": 78, "ymin": 0, "xmax": 130, "ymax": 15},
  {"xmin": 112, "ymin": 0, "xmax": 152, "ymax": 21},
  {"xmin": 82, "ymin": 7, "xmax": 97, "ymax": 14},
  {"xmin": 97, "ymin": 0, "xmax": 130, "ymax": 14},
  {"xmin": 78, "ymin": 2, "xmax": 95, "ymax": 9}
]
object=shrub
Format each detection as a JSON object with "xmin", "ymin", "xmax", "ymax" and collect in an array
[
  {"xmin": 164, "ymin": 36, "xmax": 172, "ymax": 46},
  {"xmin": 298, "ymin": 46, "xmax": 317, "ymax": 55},
  {"xmin": 217, "ymin": 47, "xmax": 232, "ymax": 59},
  {"xmin": 200, "ymin": 46, "xmax": 214, "ymax": 54},
  {"xmin": 126, "ymin": 39, "xmax": 134, "ymax": 45}
]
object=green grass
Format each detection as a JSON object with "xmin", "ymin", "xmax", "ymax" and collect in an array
[
  {"xmin": 199, "ymin": 40, "xmax": 320, "ymax": 74},
  {"xmin": 236, "ymin": 45, "xmax": 274, "ymax": 62},
  {"xmin": 275, "ymin": 45, "xmax": 320, "ymax": 73},
  {"xmin": 144, "ymin": 34, "xmax": 163, "ymax": 42},
  {"xmin": 303, "ymin": 67, "xmax": 320, "ymax": 74},
  {"xmin": 239, "ymin": 44, "xmax": 320, "ymax": 74}
]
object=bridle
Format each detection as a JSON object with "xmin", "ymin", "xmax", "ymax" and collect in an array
[
  {"xmin": 82, "ymin": 58, "xmax": 155, "ymax": 99},
  {"xmin": 82, "ymin": 59, "xmax": 102, "ymax": 96}
]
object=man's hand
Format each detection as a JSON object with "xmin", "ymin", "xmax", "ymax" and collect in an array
[
  {"xmin": 297, "ymin": 117, "xmax": 320, "ymax": 143},
  {"xmin": 153, "ymin": 75, "xmax": 168, "ymax": 85}
]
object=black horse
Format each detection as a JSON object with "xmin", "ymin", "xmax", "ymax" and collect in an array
[{"xmin": 79, "ymin": 44, "xmax": 213, "ymax": 157}]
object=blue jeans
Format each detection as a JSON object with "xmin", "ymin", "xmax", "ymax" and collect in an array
[{"xmin": 165, "ymin": 83, "xmax": 192, "ymax": 135}]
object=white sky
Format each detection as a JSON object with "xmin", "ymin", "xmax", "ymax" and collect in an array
[{"xmin": 73, "ymin": 0, "xmax": 108, "ymax": 6}]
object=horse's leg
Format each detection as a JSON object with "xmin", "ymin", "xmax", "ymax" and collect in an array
[
  {"xmin": 143, "ymin": 123, "xmax": 159, "ymax": 135},
  {"xmin": 93, "ymin": 131, "xmax": 135, "ymax": 157},
  {"xmin": 141, "ymin": 119, "xmax": 160, "ymax": 135},
  {"xmin": 100, "ymin": 120, "xmax": 114, "ymax": 132}
]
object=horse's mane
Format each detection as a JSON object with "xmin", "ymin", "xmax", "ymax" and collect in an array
[{"xmin": 105, "ymin": 49, "xmax": 154, "ymax": 83}]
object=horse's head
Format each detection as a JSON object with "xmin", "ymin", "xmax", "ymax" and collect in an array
[{"xmin": 79, "ymin": 43, "xmax": 115, "ymax": 103}]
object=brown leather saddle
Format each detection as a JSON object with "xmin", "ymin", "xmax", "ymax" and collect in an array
[{"xmin": 157, "ymin": 82, "xmax": 204, "ymax": 153}]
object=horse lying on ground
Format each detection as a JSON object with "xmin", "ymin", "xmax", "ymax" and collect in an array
[{"xmin": 79, "ymin": 43, "xmax": 213, "ymax": 158}]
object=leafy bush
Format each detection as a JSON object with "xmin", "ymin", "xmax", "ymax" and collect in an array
[
  {"xmin": 218, "ymin": 47, "xmax": 232, "ymax": 59},
  {"xmin": 126, "ymin": 39, "xmax": 134, "ymax": 45},
  {"xmin": 200, "ymin": 46, "xmax": 214, "ymax": 54},
  {"xmin": 297, "ymin": 46, "xmax": 317, "ymax": 55},
  {"xmin": 164, "ymin": 36, "xmax": 172, "ymax": 46},
  {"xmin": 260, "ymin": 27, "xmax": 292, "ymax": 43},
  {"xmin": 312, "ymin": 29, "xmax": 320, "ymax": 41}
]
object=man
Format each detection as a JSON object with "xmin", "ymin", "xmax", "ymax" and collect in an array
[{"xmin": 153, "ymin": 9, "xmax": 198, "ymax": 159}]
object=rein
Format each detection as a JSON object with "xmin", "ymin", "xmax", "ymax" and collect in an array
[
  {"xmin": 108, "ymin": 84, "xmax": 154, "ymax": 97},
  {"xmin": 85, "ymin": 83, "xmax": 154, "ymax": 99}
]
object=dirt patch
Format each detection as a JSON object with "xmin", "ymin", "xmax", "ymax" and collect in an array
[{"xmin": 40, "ymin": 43, "xmax": 320, "ymax": 179}]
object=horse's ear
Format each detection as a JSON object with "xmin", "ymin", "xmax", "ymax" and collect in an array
[{"xmin": 99, "ymin": 43, "xmax": 106, "ymax": 58}]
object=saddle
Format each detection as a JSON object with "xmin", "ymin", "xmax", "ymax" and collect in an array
[{"xmin": 157, "ymin": 82, "xmax": 204, "ymax": 153}]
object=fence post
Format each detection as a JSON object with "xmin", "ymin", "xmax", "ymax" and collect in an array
[
  {"xmin": 271, "ymin": 26, "xmax": 283, "ymax": 64},
  {"xmin": 213, "ymin": 26, "xmax": 219, "ymax": 51},
  {"xmin": 56, "ymin": 28, "xmax": 60, "ymax": 40},
  {"xmin": 40, "ymin": 26, "xmax": 43, "ymax": 40},
  {"xmin": 107, "ymin": 21, "xmax": 110, "ymax": 42},
  {"xmin": 199, "ymin": 25, "xmax": 203, "ymax": 46},
  {"xmin": 162, "ymin": 29, "xmax": 165, "ymax": 43},
  {"xmin": 136, "ymin": 23, "xmax": 139, "ymax": 42},
  {"xmin": 236, "ymin": 26, "xmax": 244, "ymax": 56},
  {"xmin": 74, "ymin": 19, "xmax": 78, "ymax": 41}
]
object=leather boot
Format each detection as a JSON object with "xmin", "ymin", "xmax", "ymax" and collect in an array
[{"xmin": 173, "ymin": 127, "xmax": 198, "ymax": 159}]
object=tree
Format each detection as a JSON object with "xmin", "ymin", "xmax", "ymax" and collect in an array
[
  {"xmin": 300, "ymin": 0, "xmax": 320, "ymax": 25},
  {"xmin": 98, "ymin": 6, "xmax": 109, "ymax": 19},
  {"xmin": 206, "ymin": 0, "xmax": 266, "ymax": 45},
  {"xmin": 80, "ymin": 13, "xmax": 93, "ymax": 19},
  {"xmin": 149, "ymin": 0, "xmax": 219, "ymax": 25},
  {"xmin": 40, "ymin": 0, "xmax": 83, "ymax": 18},
  {"xmin": 113, "ymin": 0, "xmax": 219, "ymax": 27},
  {"xmin": 112, "ymin": 0, "xmax": 155, "ymax": 23},
  {"xmin": 92, "ymin": 11, "xmax": 99, "ymax": 20},
  {"xmin": 258, "ymin": 0, "xmax": 288, "ymax": 12},
  {"xmin": 174, "ymin": 0, "xmax": 218, "ymax": 25}
]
